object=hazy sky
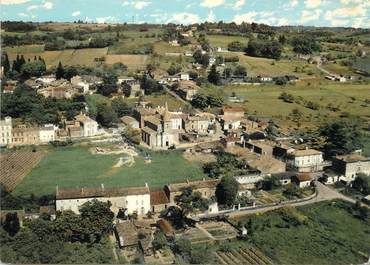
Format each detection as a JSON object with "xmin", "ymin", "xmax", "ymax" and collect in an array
[{"xmin": 1, "ymin": 0, "xmax": 369, "ymax": 28}]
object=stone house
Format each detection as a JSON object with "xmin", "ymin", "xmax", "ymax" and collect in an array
[
  {"xmin": 11, "ymin": 125, "xmax": 40, "ymax": 146},
  {"xmin": 56, "ymin": 184, "xmax": 151, "ymax": 216},
  {"xmin": 164, "ymin": 179, "xmax": 220, "ymax": 204},
  {"xmin": 286, "ymin": 149, "xmax": 324, "ymax": 173},
  {"xmin": 176, "ymin": 80, "xmax": 199, "ymax": 101},
  {"xmin": 219, "ymin": 106, "xmax": 245, "ymax": 131},
  {"xmin": 121, "ymin": 116, "xmax": 140, "ymax": 129},
  {"xmin": 332, "ymin": 154, "xmax": 370, "ymax": 182},
  {"xmin": 39, "ymin": 124, "xmax": 56, "ymax": 144},
  {"xmin": 150, "ymin": 190, "xmax": 170, "ymax": 213},
  {"xmin": 185, "ymin": 114, "xmax": 214, "ymax": 135},
  {"xmin": 0, "ymin": 117, "xmax": 12, "ymax": 146},
  {"xmin": 70, "ymin": 75, "xmax": 102, "ymax": 94},
  {"xmin": 74, "ymin": 114, "xmax": 99, "ymax": 137}
]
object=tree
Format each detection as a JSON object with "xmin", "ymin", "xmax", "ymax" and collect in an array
[
  {"xmin": 121, "ymin": 83, "xmax": 132, "ymax": 97},
  {"xmin": 3, "ymin": 212, "xmax": 20, "ymax": 237},
  {"xmin": 208, "ymin": 65, "xmax": 221, "ymax": 85},
  {"xmin": 2, "ymin": 52, "xmax": 11, "ymax": 76},
  {"xmin": 140, "ymin": 75, "xmax": 163, "ymax": 95},
  {"xmin": 291, "ymin": 36, "xmax": 321, "ymax": 54},
  {"xmin": 111, "ymin": 98, "xmax": 132, "ymax": 117},
  {"xmin": 290, "ymin": 108, "xmax": 303, "ymax": 124},
  {"xmin": 279, "ymin": 92, "xmax": 294, "ymax": 103},
  {"xmin": 319, "ymin": 119, "xmax": 363, "ymax": 157},
  {"xmin": 96, "ymin": 103, "xmax": 118, "ymax": 127},
  {"xmin": 152, "ymin": 231, "xmax": 167, "ymax": 250},
  {"xmin": 234, "ymin": 65, "xmax": 247, "ymax": 77},
  {"xmin": 215, "ymin": 176, "xmax": 239, "ymax": 206},
  {"xmin": 20, "ymin": 60, "xmax": 46, "ymax": 78},
  {"xmin": 191, "ymin": 94, "xmax": 208, "ymax": 109},
  {"xmin": 167, "ymin": 64, "xmax": 181, "ymax": 75},
  {"xmin": 64, "ymin": 66, "xmax": 78, "ymax": 81},
  {"xmin": 79, "ymin": 200, "xmax": 114, "ymax": 243},
  {"xmin": 55, "ymin": 61, "xmax": 65, "ymax": 79},
  {"xmin": 228, "ymin": 41, "xmax": 244, "ymax": 51},
  {"xmin": 352, "ymin": 173, "xmax": 369, "ymax": 195},
  {"xmin": 245, "ymin": 39, "xmax": 282, "ymax": 59}
]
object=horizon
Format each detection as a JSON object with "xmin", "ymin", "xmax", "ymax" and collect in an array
[{"xmin": 1, "ymin": 0, "xmax": 369, "ymax": 28}]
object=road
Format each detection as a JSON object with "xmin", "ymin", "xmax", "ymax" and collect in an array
[{"xmin": 228, "ymin": 182, "xmax": 360, "ymax": 218}]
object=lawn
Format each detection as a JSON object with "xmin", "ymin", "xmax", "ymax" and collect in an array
[
  {"xmin": 230, "ymin": 200, "xmax": 370, "ymax": 265},
  {"xmin": 13, "ymin": 145, "xmax": 206, "ymax": 196}
]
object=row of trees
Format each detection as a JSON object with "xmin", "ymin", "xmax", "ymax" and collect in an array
[{"xmin": 2, "ymin": 52, "xmax": 47, "ymax": 79}]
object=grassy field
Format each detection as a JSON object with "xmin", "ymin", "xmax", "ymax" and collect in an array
[
  {"xmin": 4, "ymin": 44, "xmax": 45, "ymax": 53},
  {"xmin": 6, "ymin": 48, "xmax": 108, "ymax": 69},
  {"xmin": 108, "ymin": 37, "xmax": 157, "ymax": 54},
  {"xmin": 105, "ymin": 54, "xmax": 148, "ymax": 70},
  {"xmin": 206, "ymin": 34, "xmax": 247, "ymax": 47},
  {"xmin": 223, "ymin": 79, "xmax": 370, "ymax": 125},
  {"xmin": 230, "ymin": 200, "xmax": 370, "ymax": 265},
  {"xmin": 13, "ymin": 145, "xmax": 206, "ymax": 196},
  {"xmin": 228, "ymin": 52, "xmax": 320, "ymax": 78}
]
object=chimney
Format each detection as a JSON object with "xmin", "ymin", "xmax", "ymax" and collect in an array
[
  {"xmin": 203, "ymin": 177, "xmax": 205, "ymax": 181},
  {"xmin": 101, "ymin": 183, "xmax": 105, "ymax": 192},
  {"xmin": 81, "ymin": 187, "xmax": 84, "ymax": 194},
  {"xmin": 145, "ymin": 182, "xmax": 148, "ymax": 188},
  {"xmin": 186, "ymin": 179, "xmax": 189, "ymax": 184},
  {"xmin": 305, "ymin": 146, "xmax": 309, "ymax": 150},
  {"xmin": 56, "ymin": 185, "xmax": 59, "ymax": 196}
]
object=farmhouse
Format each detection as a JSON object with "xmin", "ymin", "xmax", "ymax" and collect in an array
[
  {"xmin": 39, "ymin": 124, "xmax": 56, "ymax": 143},
  {"xmin": 37, "ymin": 79, "xmax": 78, "ymax": 99},
  {"xmin": 185, "ymin": 115, "xmax": 213, "ymax": 134},
  {"xmin": 292, "ymin": 173, "xmax": 313, "ymax": 188},
  {"xmin": 176, "ymin": 80, "xmax": 199, "ymax": 101},
  {"xmin": 243, "ymin": 140, "xmax": 274, "ymax": 156},
  {"xmin": 164, "ymin": 178, "xmax": 219, "ymax": 204},
  {"xmin": 11, "ymin": 125, "xmax": 40, "ymax": 146},
  {"xmin": 332, "ymin": 154, "xmax": 370, "ymax": 182},
  {"xmin": 71, "ymin": 75, "xmax": 102, "ymax": 94},
  {"xmin": 55, "ymin": 184, "xmax": 151, "ymax": 216},
  {"xmin": 286, "ymin": 148, "xmax": 324, "ymax": 173},
  {"xmin": 74, "ymin": 113, "xmax": 99, "ymax": 137},
  {"xmin": 121, "ymin": 116, "xmax": 140, "ymax": 129},
  {"xmin": 0, "ymin": 117, "xmax": 12, "ymax": 146},
  {"xmin": 150, "ymin": 190, "xmax": 170, "ymax": 213}
]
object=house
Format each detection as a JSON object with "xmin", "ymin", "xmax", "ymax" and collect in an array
[
  {"xmin": 221, "ymin": 106, "xmax": 245, "ymax": 118},
  {"xmin": 121, "ymin": 116, "xmax": 140, "ymax": 129},
  {"xmin": 176, "ymin": 80, "xmax": 199, "ymax": 101},
  {"xmin": 55, "ymin": 184, "xmax": 151, "ymax": 216},
  {"xmin": 2, "ymin": 80, "xmax": 18, "ymax": 94},
  {"xmin": 37, "ymin": 79, "xmax": 78, "ymax": 99},
  {"xmin": 36, "ymin": 75, "xmax": 56, "ymax": 84},
  {"xmin": 185, "ymin": 114, "xmax": 214, "ymax": 134},
  {"xmin": 271, "ymin": 172, "xmax": 296, "ymax": 185},
  {"xmin": 150, "ymin": 190, "xmax": 170, "ymax": 213},
  {"xmin": 0, "ymin": 117, "xmax": 12, "ymax": 146},
  {"xmin": 243, "ymin": 140, "xmax": 273, "ymax": 156},
  {"xmin": 222, "ymin": 135, "xmax": 240, "ymax": 147},
  {"xmin": 286, "ymin": 148, "xmax": 324, "ymax": 172},
  {"xmin": 184, "ymin": 51, "xmax": 193, "ymax": 57},
  {"xmin": 74, "ymin": 114, "xmax": 99, "ymax": 137},
  {"xmin": 164, "ymin": 179, "xmax": 220, "ymax": 204},
  {"xmin": 140, "ymin": 105, "xmax": 183, "ymax": 149},
  {"xmin": 335, "ymin": 76, "xmax": 347, "ymax": 82},
  {"xmin": 292, "ymin": 173, "xmax": 313, "ymax": 188},
  {"xmin": 70, "ymin": 75, "xmax": 102, "ymax": 94},
  {"xmin": 39, "ymin": 124, "xmax": 56, "ymax": 144},
  {"xmin": 332, "ymin": 154, "xmax": 370, "ymax": 182},
  {"xmin": 209, "ymin": 56, "xmax": 216, "ymax": 66},
  {"xmin": 169, "ymin": 40, "xmax": 180, "ymax": 46},
  {"xmin": 115, "ymin": 221, "xmax": 139, "ymax": 249},
  {"xmin": 11, "ymin": 125, "xmax": 40, "ymax": 146},
  {"xmin": 257, "ymin": 74, "xmax": 272, "ymax": 82}
]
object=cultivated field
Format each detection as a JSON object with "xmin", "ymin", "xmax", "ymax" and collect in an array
[
  {"xmin": 13, "ymin": 145, "xmax": 206, "ymax": 196},
  {"xmin": 105, "ymin": 54, "xmax": 148, "ymax": 70},
  {"xmin": 206, "ymin": 34, "xmax": 247, "ymax": 47},
  {"xmin": 6, "ymin": 47, "xmax": 109, "ymax": 68},
  {"xmin": 0, "ymin": 150, "xmax": 46, "ymax": 191},
  {"xmin": 216, "ymin": 247, "xmax": 273, "ymax": 265},
  {"xmin": 230, "ymin": 201, "xmax": 370, "ymax": 264}
]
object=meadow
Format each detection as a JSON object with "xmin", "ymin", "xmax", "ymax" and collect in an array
[
  {"xmin": 13, "ymin": 145, "xmax": 206, "ymax": 196},
  {"xmin": 230, "ymin": 200, "xmax": 370, "ymax": 265}
]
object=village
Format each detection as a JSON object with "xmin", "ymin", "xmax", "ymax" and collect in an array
[{"xmin": 0, "ymin": 7, "xmax": 369, "ymax": 264}]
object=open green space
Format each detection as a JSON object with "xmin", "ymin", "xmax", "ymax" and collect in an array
[
  {"xmin": 223, "ymin": 80, "xmax": 370, "ymax": 123},
  {"xmin": 13, "ymin": 145, "xmax": 206, "ymax": 196},
  {"xmin": 206, "ymin": 34, "xmax": 247, "ymax": 47},
  {"xmin": 231, "ymin": 200, "xmax": 370, "ymax": 265}
]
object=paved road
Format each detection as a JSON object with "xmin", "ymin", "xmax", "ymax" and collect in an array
[{"xmin": 228, "ymin": 182, "xmax": 360, "ymax": 218}]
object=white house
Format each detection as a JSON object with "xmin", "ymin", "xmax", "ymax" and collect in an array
[
  {"xmin": 0, "ymin": 117, "xmax": 12, "ymax": 146},
  {"xmin": 292, "ymin": 173, "xmax": 313, "ymax": 188},
  {"xmin": 55, "ymin": 184, "xmax": 151, "ymax": 216},
  {"xmin": 39, "ymin": 124, "xmax": 56, "ymax": 143},
  {"xmin": 36, "ymin": 75, "xmax": 56, "ymax": 85},
  {"xmin": 75, "ymin": 114, "xmax": 99, "ymax": 137},
  {"xmin": 332, "ymin": 154, "xmax": 370, "ymax": 182},
  {"xmin": 286, "ymin": 149, "xmax": 324, "ymax": 172},
  {"xmin": 180, "ymin": 73, "xmax": 190, "ymax": 81}
]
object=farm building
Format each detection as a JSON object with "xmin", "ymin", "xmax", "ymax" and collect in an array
[
  {"xmin": 286, "ymin": 148, "xmax": 324, "ymax": 173},
  {"xmin": 332, "ymin": 153, "xmax": 370, "ymax": 182}
]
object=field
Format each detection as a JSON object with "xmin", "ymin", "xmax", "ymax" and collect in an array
[
  {"xmin": 229, "ymin": 52, "xmax": 320, "ymax": 78},
  {"xmin": 13, "ymin": 145, "xmax": 206, "ymax": 196},
  {"xmin": 216, "ymin": 247, "xmax": 273, "ymax": 265},
  {"xmin": 206, "ymin": 34, "xmax": 247, "ymax": 47},
  {"xmin": 108, "ymin": 37, "xmax": 157, "ymax": 54},
  {"xmin": 0, "ymin": 150, "xmax": 46, "ymax": 191},
  {"xmin": 230, "ymin": 201, "xmax": 370, "ymax": 265},
  {"xmin": 222, "ymin": 79, "xmax": 370, "ymax": 126},
  {"xmin": 6, "ymin": 47, "xmax": 108, "ymax": 69},
  {"xmin": 105, "ymin": 54, "xmax": 148, "ymax": 70}
]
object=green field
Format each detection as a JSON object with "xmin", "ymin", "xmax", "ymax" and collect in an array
[
  {"xmin": 13, "ymin": 145, "xmax": 206, "ymax": 196},
  {"xmin": 231, "ymin": 200, "xmax": 370, "ymax": 265},
  {"xmin": 223, "ymin": 80, "xmax": 370, "ymax": 124},
  {"xmin": 108, "ymin": 37, "xmax": 157, "ymax": 54},
  {"xmin": 206, "ymin": 34, "xmax": 247, "ymax": 47}
]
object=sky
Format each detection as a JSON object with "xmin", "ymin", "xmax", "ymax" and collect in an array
[{"xmin": 1, "ymin": 0, "xmax": 369, "ymax": 28}]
